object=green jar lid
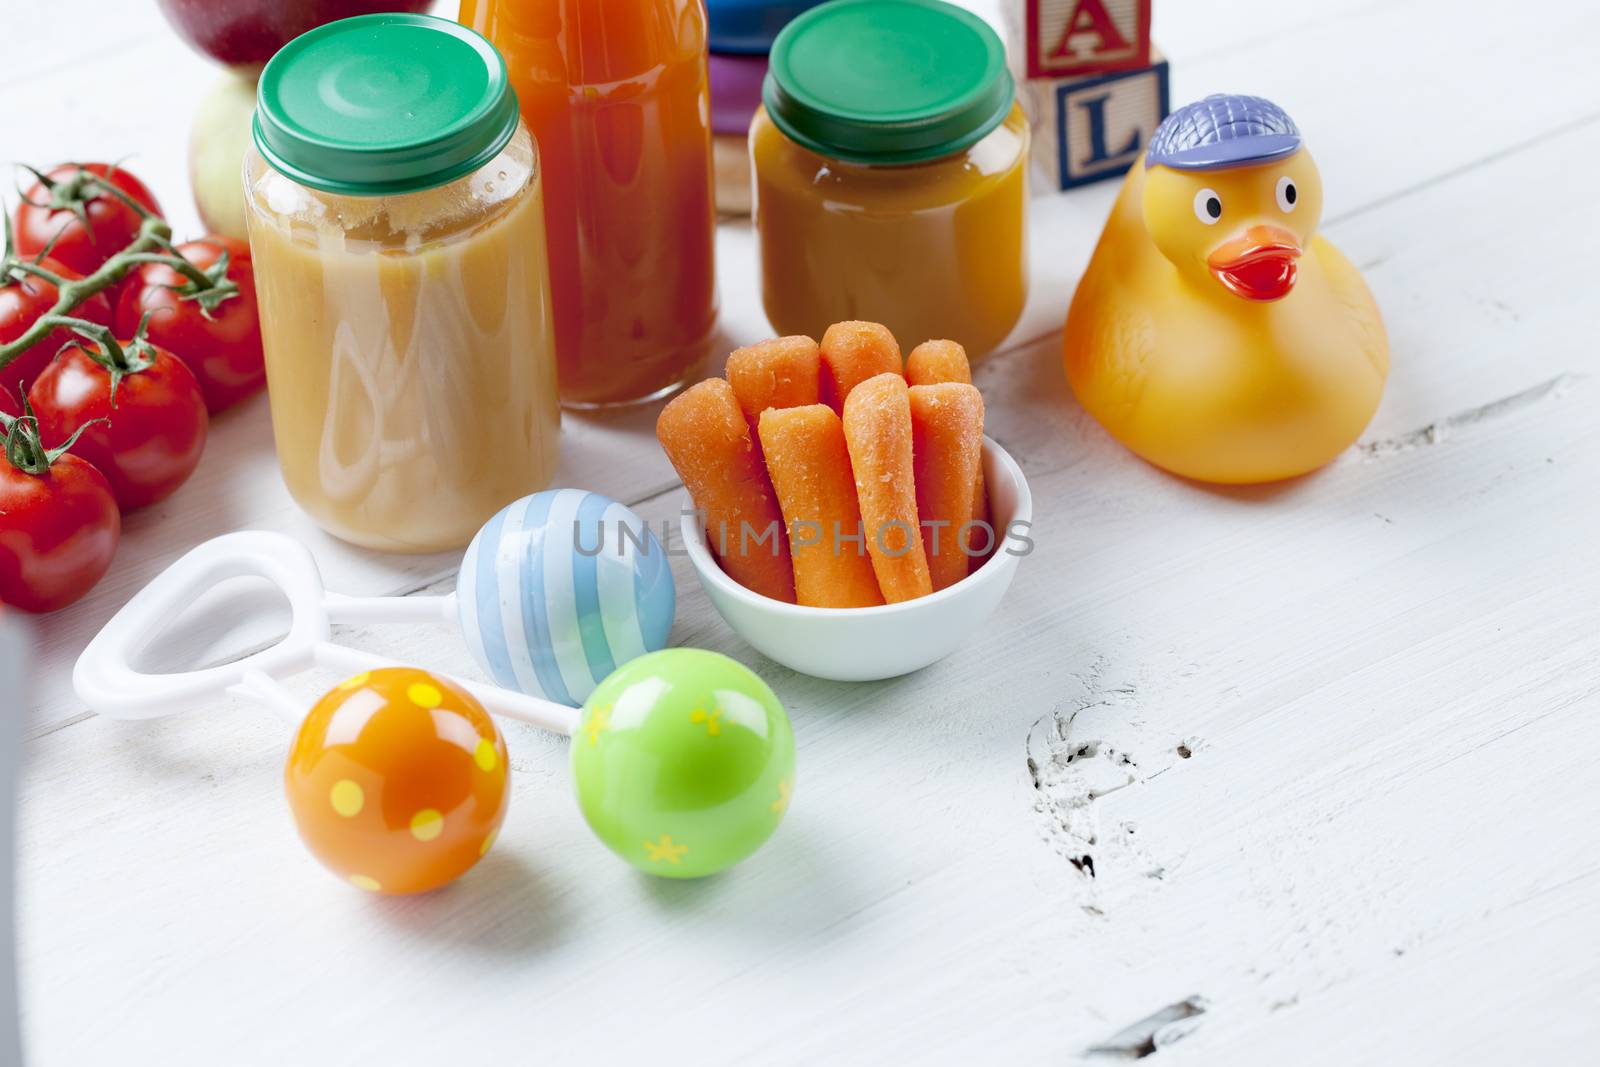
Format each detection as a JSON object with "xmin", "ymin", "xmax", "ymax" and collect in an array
[
  {"xmin": 764, "ymin": 0, "xmax": 1014, "ymax": 166},
  {"xmin": 253, "ymin": 13, "xmax": 519, "ymax": 196}
]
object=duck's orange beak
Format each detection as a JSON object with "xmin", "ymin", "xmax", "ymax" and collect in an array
[{"xmin": 1207, "ymin": 225, "xmax": 1302, "ymax": 302}]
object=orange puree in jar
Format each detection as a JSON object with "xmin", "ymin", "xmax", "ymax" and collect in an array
[
  {"xmin": 459, "ymin": 0, "xmax": 719, "ymax": 408},
  {"xmin": 752, "ymin": 104, "xmax": 1028, "ymax": 356},
  {"xmin": 751, "ymin": 0, "xmax": 1028, "ymax": 358},
  {"xmin": 244, "ymin": 15, "xmax": 559, "ymax": 552}
]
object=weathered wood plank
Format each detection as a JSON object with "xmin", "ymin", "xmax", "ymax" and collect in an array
[{"xmin": 12, "ymin": 2, "xmax": 1600, "ymax": 1064}]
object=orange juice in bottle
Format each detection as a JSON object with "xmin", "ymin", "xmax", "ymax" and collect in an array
[{"xmin": 459, "ymin": 0, "xmax": 718, "ymax": 408}]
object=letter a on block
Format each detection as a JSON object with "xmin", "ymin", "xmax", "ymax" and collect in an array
[
  {"xmin": 1026, "ymin": 0, "xmax": 1149, "ymax": 78},
  {"xmin": 1048, "ymin": 0, "xmax": 1131, "ymax": 59}
]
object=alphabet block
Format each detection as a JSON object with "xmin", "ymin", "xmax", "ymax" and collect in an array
[
  {"xmin": 1020, "ymin": 0, "xmax": 1151, "ymax": 79},
  {"xmin": 1023, "ymin": 51, "xmax": 1169, "ymax": 192}
]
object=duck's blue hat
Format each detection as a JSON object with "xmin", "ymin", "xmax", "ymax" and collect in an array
[{"xmin": 1146, "ymin": 94, "xmax": 1301, "ymax": 171}]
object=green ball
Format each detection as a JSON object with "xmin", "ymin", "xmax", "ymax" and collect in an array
[{"xmin": 571, "ymin": 649, "xmax": 795, "ymax": 879}]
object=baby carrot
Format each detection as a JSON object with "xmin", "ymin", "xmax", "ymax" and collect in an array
[
  {"xmin": 909, "ymin": 383, "xmax": 985, "ymax": 591},
  {"xmin": 759, "ymin": 406, "xmax": 884, "ymax": 608},
  {"xmin": 905, "ymin": 339, "xmax": 972, "ymax": 387},
  {"xmin": 842, "ymin": 372, "xmax": 932, "ymax": 603},
  {"xmin": 726, "ymin": 335, "xmax": 822, "ymax": 430},
  {"xmin": 820, "ymin": 321, "xmax": 901, "ymax": 414},
  {"xmin": 657, "ymin": 378, "xmax": 796, "ymax": 603},
  {"xmin": 906, "ymin": 339, "xmax": 988, "ymax": 566}
]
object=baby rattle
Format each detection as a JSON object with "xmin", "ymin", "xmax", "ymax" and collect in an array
[
  {"xmin": 75, "ymin": 523, "xmax": 795, "ymax": 892},
  {"xmin": 330, "ymin": 489, "xmax": 676, "ymax": 707}
]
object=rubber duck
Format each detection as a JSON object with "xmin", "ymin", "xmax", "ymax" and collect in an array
[{"xmin": 1064, "ymin": 94, "xmax": 1388, "ymax": 483}]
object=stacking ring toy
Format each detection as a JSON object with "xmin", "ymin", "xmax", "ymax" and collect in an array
[{"xmin": 74, "ymin": 530, "xmax": 794, "ymax": 888}]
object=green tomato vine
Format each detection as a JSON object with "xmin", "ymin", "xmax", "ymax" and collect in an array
[{"xmin": 0, "ymin": 166, "xmax": 239, "ymax": 374}]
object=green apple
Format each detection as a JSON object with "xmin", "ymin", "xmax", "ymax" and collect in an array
[{"xmin": 188, "ymin": 71, "xmax": 257, "ymax": 241}]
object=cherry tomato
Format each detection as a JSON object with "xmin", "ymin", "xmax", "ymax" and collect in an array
[
  {"xmin": 0, "ymin": 257, "xmax": 114, "ymax": 399},
  {"xmin": 30, "ymin": 335, "xmax": 208, "ymax": 511},
  {"xmin": 13, "ymin": 164, "xmax": 164, "ymax": 277},
  {"xmin": 0, "ymin": 415, "xmax": 120, "ymax": 613},
  {"xmin": 116, "ymin": 237, "xmax": 264, "ymax": 412}
]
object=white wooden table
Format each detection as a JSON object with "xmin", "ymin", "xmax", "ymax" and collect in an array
[{"xmin": 10, "ymin": 1, "xmax": 1600, "ymax": 1063}]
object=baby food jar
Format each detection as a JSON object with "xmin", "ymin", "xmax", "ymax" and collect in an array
[
  {"xmin": 245, "ymin": 13, "xmax": 559, "ymax": 552},
  {"xmin": 752, "ymin": 0, "xmax": 1029, "ymax": 357},
  {"xmin": 460, "ymin": 0, "xmax": 719, "ymax": 409}
]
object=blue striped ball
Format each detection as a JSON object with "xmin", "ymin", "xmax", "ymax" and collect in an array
[{"xmin": 456, "ymin": 490, "xmax": 675, "ymax": 707}]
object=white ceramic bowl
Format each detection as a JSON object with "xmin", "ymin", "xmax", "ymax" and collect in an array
[{"xmin": 683, "ymin": 436, "xmax": 1033, "ymax": 681}]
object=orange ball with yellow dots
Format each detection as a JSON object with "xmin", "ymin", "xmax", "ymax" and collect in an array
[{"xmin": 284, "ymin": 667, "xmax": 510, "ymax": 895}]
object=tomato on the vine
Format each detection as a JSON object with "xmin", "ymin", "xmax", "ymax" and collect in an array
[
  {"xmin": 12, "ymin": 163, "xmax": 164, "ymax": 277},
  {"xmin": 0, "ymin": 388, "xmax": 17, "ymax": 419},
  {"xmin": 0, "ymin": 255, "xmax": 114, "ymax": 398},
  {"xmin": 29, "ymin": 319, "xmax": 208, "ymax": 511},
  {"xmin": 116, "ymin": 236, "xmax": 264, "ymax": 412},
  {"xmin": 0, "ymin": 403, "xmax": 120, "ymax": 613}
]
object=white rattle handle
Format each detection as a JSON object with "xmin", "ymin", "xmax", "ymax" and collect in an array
[
  {"xmin": 309, "ymin": 642, "xmax": 577, "ymax": 735},
  {"xmin": 74, "ymin": 532, "xmax": 330, "ymax": 721},
  {"xmin": 323, "ymin": 592, "xmax": 456, "ymax": 627},
  {"xmin": 224, "ymin": 648, "xmax": 578, "ymax": 735},
  {"xmin": 76, "ymin": 530, "xmax": 580, "ymax": 736},
  {"xmin": 231, "ymin": 669, "xmax": 308, "ymax": 724}
]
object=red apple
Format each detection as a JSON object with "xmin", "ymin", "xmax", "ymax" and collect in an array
[{"xmin": 156, "ymin": 0, "xmax": 433, "ymax": 70}]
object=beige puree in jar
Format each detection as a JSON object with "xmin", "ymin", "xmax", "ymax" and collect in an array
[{"xmin": 245, "ymin": 128, "xmax": 559, "ymax": 552}]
